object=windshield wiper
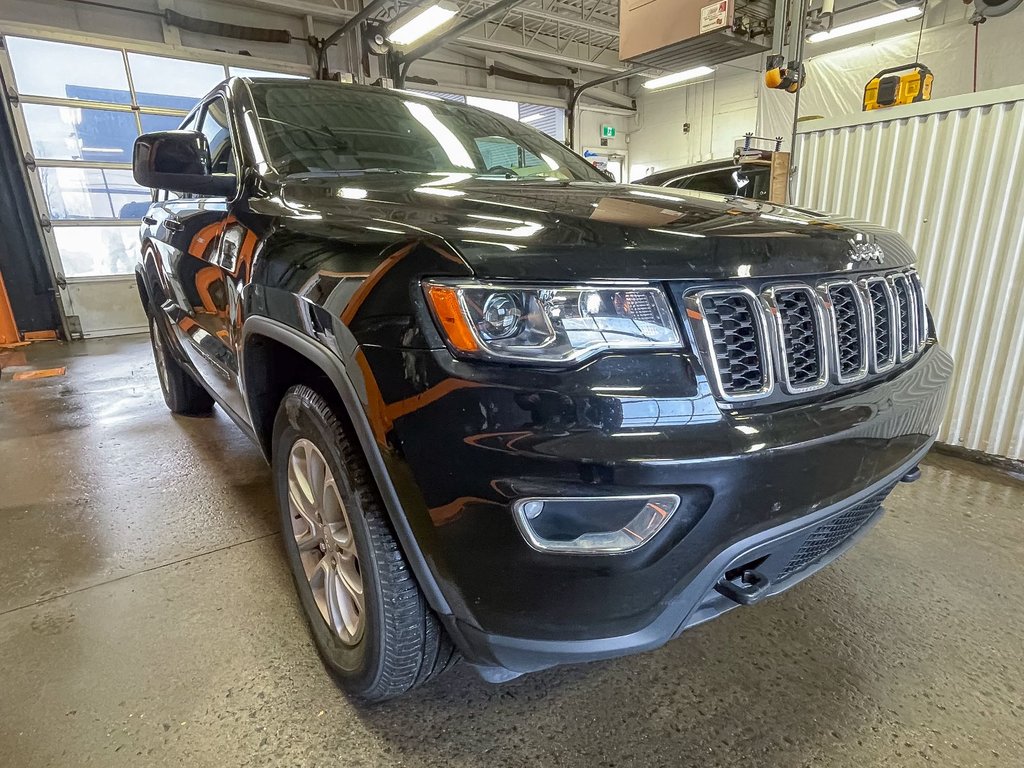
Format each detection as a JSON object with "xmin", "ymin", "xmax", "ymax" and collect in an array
[{"xmin": 285, "ymin": 168, "xmax": 427, "ymax": 179}]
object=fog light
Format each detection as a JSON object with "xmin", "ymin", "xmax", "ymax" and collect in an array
[{"xmin": 512, "ymin": 495, "xmax": 681, "ymax": 554}]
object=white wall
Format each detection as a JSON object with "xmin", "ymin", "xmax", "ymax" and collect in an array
[{"xmin": 626, "ymin": 57, "xmax": 762, "ymax": 180}]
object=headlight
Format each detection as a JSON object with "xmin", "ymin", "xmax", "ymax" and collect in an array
[{"xmin": 424, "ymin": 280, "xmax": 681, "ymax": 363}]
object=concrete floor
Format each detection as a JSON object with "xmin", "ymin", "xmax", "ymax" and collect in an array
[{"xmin": 1, "ymin": 335, "xmax": 1022, "ymax": 768}]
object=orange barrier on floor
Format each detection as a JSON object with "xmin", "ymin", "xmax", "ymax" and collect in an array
[
  {"xmin": 23, "ymin": 330, "xmax": 58, "ymax": 341},
  {"xmin": 0, "ymin": 269, "xmax": 19, "ymax": 346},
  {"xmin": 12, "ymin": 366, "xmax": 66, "ymax": 381}
]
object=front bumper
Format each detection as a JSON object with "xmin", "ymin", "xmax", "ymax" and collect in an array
[{"xmin": 360, "ymin": 341, "xmax": 953, "ymax": 672}]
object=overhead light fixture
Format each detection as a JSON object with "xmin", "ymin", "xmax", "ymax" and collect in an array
[
  {"xmin": 807, "ymin": 7, "xmax": 923, "ymax": 43},
  {"xmin": 388, "ymin": 1, "xmax": 460, "ymax": 46},
  {"xmin": 642, "ymin": 66, "xmax": 715, "ymax": 91}
]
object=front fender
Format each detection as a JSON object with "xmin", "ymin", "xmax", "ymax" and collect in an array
[{"xmin": 239, "ymin": 313, "xmax": 452, "ymax": 617}]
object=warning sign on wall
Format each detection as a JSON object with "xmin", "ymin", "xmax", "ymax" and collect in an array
[{"xmin": 699, "ymin": 1, "xmax": 730, "ymax": 34}]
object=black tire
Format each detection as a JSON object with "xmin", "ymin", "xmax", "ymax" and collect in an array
[
  {"xmin": 148, "ymin": 314, "xmax": 214, "ymax": 416},
  {"xmin": 272, "ymin": 385, "xmax": 458, "ymax": 702}
]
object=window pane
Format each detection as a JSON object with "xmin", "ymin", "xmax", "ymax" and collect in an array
[
  {"xmin": 140, "ymin": 113, "xmax": 188, "ymax": 133},
  {"xmin": 40, "ymin": 167, "xmax": 151, "ymax": 221},
  {"xmin": 687, "ymin": 169, "xmax": 743, "ymax": 196},
  {"xmin": 6, "ymin": 37, "xmax": 131, "ymax": 104},
  {"xmin": 466, "ymin": 96, "xmax": 519, "ymax": 119},
  {"xmin": 199, "ymin": 99, "xmax": 233, "ymax": 173},
  {"xmin": 128, "ymin": 53, "xmax": 226, "ymax": 110},
  {"xmin": 519, "ymin": 104, "xmax": 564, "ymax": 141},
  {"xmin": 23, "ymin": 104, "xmax": 138, "ymax": 163},
  {"xmin": 412, "ymin": 89, "xmax": 466, "ymax": 103},
  {"xmin": 54, "ymin": 226, "xmax": 139, "ymax": 277},
  {"xmin": 229, "ymin": 66, "xmax": 305, "ymax": 80}
]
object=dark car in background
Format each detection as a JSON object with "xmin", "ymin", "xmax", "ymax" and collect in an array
[
  {"xmin": 634, "ymin": 157, "xmax": 772, "ymax": 199},
  {"xmin": 132, "ymin": 78, "xmax": 952, "ymax": 701}
]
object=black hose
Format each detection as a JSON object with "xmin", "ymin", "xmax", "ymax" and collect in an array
[
  {"xmin": 488, "ymin": 65, "xmax": 574, "ymax": 89},
  {"xmin": 164, "ymin": 9, "xmax": 292, "ymax": 44}
]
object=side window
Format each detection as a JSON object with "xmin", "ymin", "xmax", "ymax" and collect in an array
[
  {"xmin": 199, "ymin": 97, "xmax": 234, "ymax": 176},
  {"xmin": 685, "ymin": 168, "xmax": 743, "ymax": 196},
  {"xmin": 747, "ymin": 167, "xmax": 771, "ymax": 200}
]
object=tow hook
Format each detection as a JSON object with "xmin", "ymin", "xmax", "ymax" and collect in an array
[
  {"xmin": 715, "ymin": 565, "xmax": 771, "ymax": 606},
  {"xmin": 900, "ymin": 465, "xmax": 922, "ymax": 483}
]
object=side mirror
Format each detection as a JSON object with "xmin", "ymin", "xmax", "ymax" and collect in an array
[{"xmin": 133, "ymin": 130, "xmax": 236, "ymax": 197}]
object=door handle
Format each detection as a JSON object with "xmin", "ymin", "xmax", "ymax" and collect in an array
[
  {"xmin": 142, "ymin": 216, "xmax": 157, "ymax": 226},
  {"xmin": 164, "ymin": 218, "xmax": 183, "ymax": 232}
]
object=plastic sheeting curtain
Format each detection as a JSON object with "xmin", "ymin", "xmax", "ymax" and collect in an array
[{"xmin": 793, "ymin": 91, "xmax": 1024, "ymax": 460}]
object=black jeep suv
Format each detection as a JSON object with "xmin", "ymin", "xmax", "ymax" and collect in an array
[{"xmin": 133, "ymin": 78, "xmax": 952, "ymax": 701}]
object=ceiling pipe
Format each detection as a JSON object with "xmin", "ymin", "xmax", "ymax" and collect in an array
[
  {"xmin": 316, "ymin": 0, "xmax": 390, "ymax": 79},
  {"xmin": 566, "ymin": 67, "xmax": 648, "ymax": 151},
  {"xmin": 395, "ymin": 0, "xmax": 528, "ymax": 87}
]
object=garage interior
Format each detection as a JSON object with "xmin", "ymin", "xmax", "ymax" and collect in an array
[{"xmin": 0, "ymin": 0, "xmax": 1022, "ymax": 765}]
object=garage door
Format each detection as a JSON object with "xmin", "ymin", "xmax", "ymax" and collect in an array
[{"xmin": 0, "ymin": 35, "xmax": 301, "ymax": 338}]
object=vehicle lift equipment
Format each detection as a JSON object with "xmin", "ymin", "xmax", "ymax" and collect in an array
[{"xmin": 764, "ymin": 0, "xmax": 819, "ymax": 93}]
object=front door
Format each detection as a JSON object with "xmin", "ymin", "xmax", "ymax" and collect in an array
[{"xmin": 150, "ymin": 95, "xmax": 246, "ymax": 419}]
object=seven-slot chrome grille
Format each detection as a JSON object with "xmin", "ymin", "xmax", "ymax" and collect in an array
[{"xmin": 686, "ymin": 269, "xmax": 929, "ymax": 402}]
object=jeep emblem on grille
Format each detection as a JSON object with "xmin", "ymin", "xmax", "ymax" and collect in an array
[{"xmin": 849, "ymin": 241, "xmax": 885, "ymax": 264}]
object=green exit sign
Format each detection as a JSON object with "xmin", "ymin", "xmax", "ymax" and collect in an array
[{"xmin": 601, "ymin": 124, "xmax": 616, "ymax": 138}]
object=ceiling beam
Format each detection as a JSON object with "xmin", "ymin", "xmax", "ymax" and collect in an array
[
  {"xmin": 480, "ymin": 1, "xmax": 619, "ymax": 37},
  {"xmin": 458, "ymin": 38, "xmax": 627, "ymax": 73},
  {"xmin": 448, "ymin": 44, "xmax": 634, "ymax": 108},
  {"xmin": 219, "ymin": 0, "xmax": 619, "ymax": 38}
]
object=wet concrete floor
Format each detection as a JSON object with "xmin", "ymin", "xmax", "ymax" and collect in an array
[{"xmin": 1, "ymin": 335, "xmax": 1022, "ymax": 767}]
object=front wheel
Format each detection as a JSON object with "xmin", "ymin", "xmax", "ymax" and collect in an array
[
  {"xmin": 148, "ymin": 315, "xmax": 213, "ymax": 415},
  {"xmin": 272, "ymin": 385, "xmax": 458, "ymax": 701}
]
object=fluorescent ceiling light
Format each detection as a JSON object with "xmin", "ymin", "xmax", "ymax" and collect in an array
[
  {"xmin": 807, "ymin": 7, "xmax": 923, "ymax": 43},
  {"xmin": 389, "ymin": 1, "xmax": 460, "ymax": 46},
  {"xmin": 642, "ymin": 66, "xmax": 715, "ymax": 91}
]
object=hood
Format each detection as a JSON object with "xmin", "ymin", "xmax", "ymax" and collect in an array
[{"xmin": 256, "ymin": 175, "xmax": 915, "ymax": 281}]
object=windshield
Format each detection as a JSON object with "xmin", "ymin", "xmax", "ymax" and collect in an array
[{"xmin": 246, "ymin": 82, "xmax": 606, "ymax": 183}]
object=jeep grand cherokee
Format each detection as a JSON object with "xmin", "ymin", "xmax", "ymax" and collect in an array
[{"xmin": 132, "ymin": 79, "xmax": 953, "ymax": 701}]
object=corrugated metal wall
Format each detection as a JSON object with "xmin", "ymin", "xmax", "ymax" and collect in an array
[{"xmin": 794, "ymin": 91, "xmax": 1024, "ymax": 460}]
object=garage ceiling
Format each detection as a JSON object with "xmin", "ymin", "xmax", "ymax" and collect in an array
[{"xmin": 221, "ymin": 0, "xmax": 626, "ymax": 73}]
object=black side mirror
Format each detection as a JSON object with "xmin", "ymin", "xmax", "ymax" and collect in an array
[{"xmin": 133, "ymin": 130, "xmax": 236, "ymax": 197}]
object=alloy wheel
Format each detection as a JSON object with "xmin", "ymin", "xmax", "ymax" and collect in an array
[
  {"xmin": 151, "ymin": 319, "xmax": 171, "ymax": 393},
  {"xmin": 287, "ymin": 438, "xmax": 364, "ymax": 645}
]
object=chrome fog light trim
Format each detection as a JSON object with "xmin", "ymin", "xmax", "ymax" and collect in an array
[{"xmin": 512, "ymin": 494, "xmax": 681, "ymax": 554}]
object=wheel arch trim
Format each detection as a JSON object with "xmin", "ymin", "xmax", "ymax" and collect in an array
[{"xmin": 240, "ymin": 314, "xmax": 452, "ymax": 616}]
